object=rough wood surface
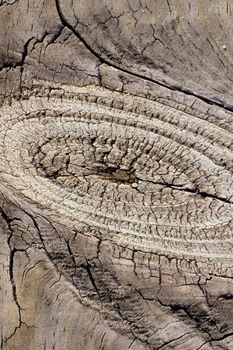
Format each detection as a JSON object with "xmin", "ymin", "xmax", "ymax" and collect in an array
[{"xmin": 0, "ymin": 1, "xmax": 233, "ymax": 349}]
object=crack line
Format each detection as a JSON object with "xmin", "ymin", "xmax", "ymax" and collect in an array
[{"xmin": 54, "ymin": 0, "xmax": 233, "ymax": 114}]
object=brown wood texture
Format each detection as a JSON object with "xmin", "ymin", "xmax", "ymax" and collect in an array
[{"xmin": 0, "ymin": 1, "xmax": 233, "ymax": 349}]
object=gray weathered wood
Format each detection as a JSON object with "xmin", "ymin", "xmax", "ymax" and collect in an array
[{"xmin": 0, "ymin": 1, "xmax": 233, "ymax": 349}]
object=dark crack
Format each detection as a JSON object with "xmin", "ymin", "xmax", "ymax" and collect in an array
[
  {"xmin": 55, "ymin": 0, "xmax": 233, "ymax": 114},
  {"xmin": 81, "ymin": 259, "xmax": 101, "ymax": 299},
  {"xmin": 0, "ymin": 208, "xmax": 27, "ymax": 342},
  {"xmin": 142, "ymin": 179, "xmax": 232, "ymax": 204}
]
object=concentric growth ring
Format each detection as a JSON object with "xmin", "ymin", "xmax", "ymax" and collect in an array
[{"xmin": 0, "ymin": 85, "xmax": 232, "ymax": 259}]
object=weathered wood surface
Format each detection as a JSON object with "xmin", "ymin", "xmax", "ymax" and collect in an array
[{"xmin": 0, "ymin": 1, "xmax": 233, "ymax": 349}]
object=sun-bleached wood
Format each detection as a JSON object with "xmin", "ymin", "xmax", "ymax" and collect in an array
[{"xmin": 0, "ymin": 1, "xmax": 233, "ymax": 350}]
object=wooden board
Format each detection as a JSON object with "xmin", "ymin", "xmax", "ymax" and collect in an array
[{"xmin": 0, "ymin": 1, "xmax": 233, "ymax": 349}]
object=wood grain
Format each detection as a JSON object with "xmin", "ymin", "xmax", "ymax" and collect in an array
[{"xmin": 0, "ymin": 1, "xmax": 233, "ymax": 349}]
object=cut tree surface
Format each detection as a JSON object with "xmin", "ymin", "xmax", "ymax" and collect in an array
[{"xmin": 0, "ymin": 1, "xmax": 233, "ymax": 350}]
